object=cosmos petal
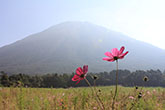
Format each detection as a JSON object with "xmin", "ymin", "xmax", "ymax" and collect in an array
[
  {"xmin": 111, "ymin": 48, "xmax": 119, "ymax": 56},
  {"xmin": 104, "ymin": 52, "xmax": 113, "ymax": 58},
  {"xmin": 76, "ymin": 79, "xmax": 81, "ymax": 84},
  {"xmin": 72, "ymin": 75, "xmax": 80, "ymax": 81},
  {"xmin": 119, "ymin": 51, "xmax": 129, "ymax": 59},
  {"xmin": 102, "ymin": 57, "xmax": 115, "ymax": 62},
  {"xmin": 83, "ymin": 65, "xmax": 88, "ymax": 74},
  {"xmin": 76, "ymin": 67, "xmax": 83, "ymax": 75},
  {"xmin": 119, "ymin": 46, "xmax": 125, "ymax": 55}
]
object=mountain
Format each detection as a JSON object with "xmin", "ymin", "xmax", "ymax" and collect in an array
[{"xmin": 0, "ymin": 21, "xmax": 165, "ymax": 74}]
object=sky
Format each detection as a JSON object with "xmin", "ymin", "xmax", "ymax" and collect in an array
[{"xmin": 1, "ymin": 0, "xmax": 165, "ymax": 49}]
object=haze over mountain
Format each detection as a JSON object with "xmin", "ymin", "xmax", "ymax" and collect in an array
[{"xmin": 0, "ymin": 21, "xmax": 165, "ymax": 74}]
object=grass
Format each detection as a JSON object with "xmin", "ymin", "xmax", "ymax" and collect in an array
[{"xmin": 0, "ymin": 86, "xmax": 165, "ymax": 110}]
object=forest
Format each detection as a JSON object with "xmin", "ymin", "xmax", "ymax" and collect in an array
[{"xmin": 0, "ymin": 69, "xmax": 165, "ymax": 88}]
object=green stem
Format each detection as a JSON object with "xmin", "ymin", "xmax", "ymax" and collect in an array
[
  {"xmin": 93, "ymin": 80, "xmax": 105, "ymax": 110},
  {"xmin": 129, "ymin": 86, "xmax": 143, "ymax": 110},
  {"xmin": 85, "ymin": 78, "xmax": 104, "ymax": 110},
  {"xmin": 112, "ymin": 60, "xmax": 118, "ymax": 110}
]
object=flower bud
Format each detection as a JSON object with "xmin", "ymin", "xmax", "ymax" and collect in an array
[
  {"xmin": 93, "ymin": 75, "xmax": 98, "ymax": 80},
  {"xmin": 143, "ymin": 76, "xmax": 149, "ymax": 82},
  {"xmin": 138, "ymin": 92, "xmax": 142, "ymax": 99},
  {"xmin": 135, "ymin": 86, "xmax": 138, "ymax": 90}
]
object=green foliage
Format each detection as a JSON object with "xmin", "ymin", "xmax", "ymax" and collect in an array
[
  {"xmin": 1, "ymin": 69, "xmax": 165, "ymax": 88},
  {"xmin": 0, "ymin": 87, "xmax": 164, "ymax": 110},
  {"xmin": 0, "ymin": 71, "xmax": 10, "ymax": 87}
]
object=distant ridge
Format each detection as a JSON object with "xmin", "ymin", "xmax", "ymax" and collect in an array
[{"xmin": 0, "ymin": 21, "xmax": 165, "ymax": 74}]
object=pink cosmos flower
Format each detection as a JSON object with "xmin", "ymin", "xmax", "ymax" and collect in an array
[
  {"xmin": 129, "ymin": 96, "xmax": 135, "ymax": 100},
  {"xmin": 147, "ymin": 91, "xmax": 151, "ymax": 95},
  {"xmin": 103, "ymin": 46, "xmax": 128, "ymax": 62},
  {"xmin": 72, "ymin": 65, "xmax": 88, "ymax": 84}
]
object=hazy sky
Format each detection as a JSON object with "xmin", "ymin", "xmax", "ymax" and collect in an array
[{"xmin": 1, "ymin": 0, "xmax": 165, "ymax": 49}]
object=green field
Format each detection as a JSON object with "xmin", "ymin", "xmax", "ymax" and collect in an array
[{"xmin": 0, "ymin": 86, "xmax": 164, "ymax": 110}]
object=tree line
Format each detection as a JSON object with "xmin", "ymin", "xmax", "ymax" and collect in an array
[{"xmin": 0, "ymin": 69, "xmax": 165, "ymax": 88}]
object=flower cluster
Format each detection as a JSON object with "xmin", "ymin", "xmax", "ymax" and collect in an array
[
  {"xmin": 72, "ymin": 46, "xmax": 128, "ymax": 110},
  {"xmin": 72, "ymin": 46, "xmax": 128, "ymax": 84}
]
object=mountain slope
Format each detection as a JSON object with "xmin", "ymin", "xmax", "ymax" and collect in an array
[{"xmin": 0, "ymin": 21, "xmax": 165, "ymax": 74}]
